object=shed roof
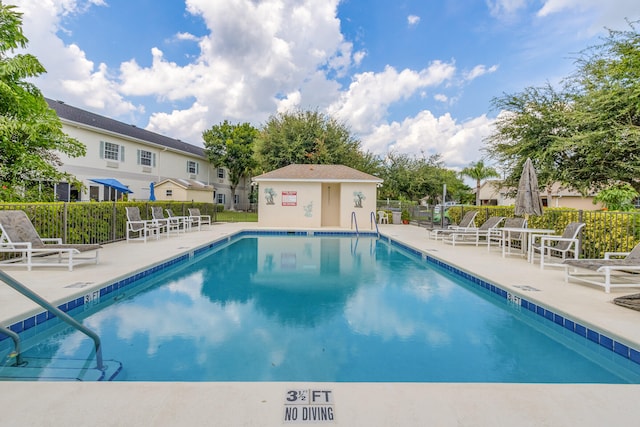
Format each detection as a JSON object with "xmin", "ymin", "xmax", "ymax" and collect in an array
[
  {"xmin": 155, "ymin": 178, "xmax": 214, "ymax": 191},
  {"xmin": 253, "ymin": 164, "xmax": 383, "ymax": 183}
]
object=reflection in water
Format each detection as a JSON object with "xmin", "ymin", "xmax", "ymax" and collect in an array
[{"xmin": 19, "ymin": 236, "xmax": 640, "ymax": 383}]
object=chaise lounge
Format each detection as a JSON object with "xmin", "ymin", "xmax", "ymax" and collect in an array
[
  {"xmin": 0, "ymin": 210, "xmax": 101, "ymax": 271},
  {"xmin": 563, "ymin": 241, "xmax": 640, "ymax": 293},
  {"xmin": 442, "ymin": 216, "xmax": 504, "ymax": 247},
  {"xmin": 429, "ymin": 210, "xmax": 478, "ymax": 240}
]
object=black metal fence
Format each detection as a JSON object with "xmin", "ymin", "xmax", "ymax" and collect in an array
[
  {"xmin": 0, "ymin": 202, "xmax": 220, "ymax": 244},
  {"xmin": 2, "ymin": 201, "xmax": 639, "ymax": 259},
  {"xmin": 405, "ymin": 204, "xmax": 640, "ymax": 259}
]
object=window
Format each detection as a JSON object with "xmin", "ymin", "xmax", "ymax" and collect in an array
[
  {"xmin": 100, "ymin": 141, "xmax": 124, "ymax": 162},
  {"xmin": 234, "ymin": 194, "xmax": 239, "ymax": 204},
  {"xmin": 165, "ymin": 189, "xmax": 173, "ymax": 197},
  {"xmin": 218, "ymin": 168, "xmax": 225, "ymax": 179},
  {"xmin": 187, "ymin": 160, "xmax": 199, "ymax": 175},
  {"xmin": 217, "ymin": 193, "xmax": 226, "ymax": 204},
  {"xmin": 137, "ymin": 149, "xmax": 155, "ymax": 167}
]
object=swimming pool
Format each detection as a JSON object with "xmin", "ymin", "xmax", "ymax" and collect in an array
[{"xmin": 2, "ymin": 233, "xmax": 640, "ymax": 382}]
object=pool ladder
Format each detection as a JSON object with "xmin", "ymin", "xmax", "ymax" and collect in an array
[{"xmin": 350, "ymin": 211, "xmax": 380, "ymax": 238}]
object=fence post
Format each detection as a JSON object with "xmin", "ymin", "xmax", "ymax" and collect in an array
[
  {"xmin": 111, "ymin": 201, "xmax": 117, "ymax": 242},
  {"xmin": 63, "ymin": 202, "xmax": 68, "ymax": 244}
]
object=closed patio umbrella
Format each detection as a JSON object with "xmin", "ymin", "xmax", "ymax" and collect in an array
[
  {"xmin": 149, "ymin": 182, "xmax": 156, "ymax": 201},
  {"xmin": 514, "ymin": 158, "xmax": 543, "ymax": 217}
]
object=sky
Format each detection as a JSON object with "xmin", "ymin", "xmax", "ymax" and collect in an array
[{"xmin": 11, "ymin": 0, "xmax": 640, "ymax": 172}]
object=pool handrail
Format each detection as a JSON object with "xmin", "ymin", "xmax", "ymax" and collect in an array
[
  {"xmin": 0, "ymin": 269, "xmax": 104, "ymax": 370},
  {"xmin": 351, "ymin": 211, "xmax": 359, "ymax": 235},
  {"xmin": 370, "ymin": 211, "xmax": 380, "ymax": 238}
]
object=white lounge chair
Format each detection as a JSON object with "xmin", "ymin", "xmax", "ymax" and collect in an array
[
  {"xmin": 530, "ymin": 222, "xmax": 585, "ymax": 269},
  {"xmin": 443, "ymin": 216, "xmax": 504, "ymax": 247},
  {"xmin": 564, "ymin": 241, "xmax": 640, "ymax": 293},
  {"xmin": 188, "ymin": 208, "xmax": 211, "ymax": 231},
  {"xmin": 126, "ymin": 207, "xmax": 166, "ymax": 242},
  {"xmin": 165, "ymin": 208, "xmax": 189, "ymax": 233},
  {"xmin": 151, "ymin": 206, "xmax": 179, "ymax": 236},
  {"xmin": 0, "ymin": 210, "xmax": 101, "ymax": 271},
  {"xmin": 429, "ymin": 210, "xmax": 478, "ymax": 240}
]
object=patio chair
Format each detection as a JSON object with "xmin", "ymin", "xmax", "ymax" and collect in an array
[
  {"xmin": 151, "ymin": 206, "xmax": 179, "ymax": 236},
  {"xmin": 126, "ymin": 207, "xmax": 166, "ymax": 242},
  {"xmin": 0, "ymin": 210, "xmax": 101, "ymax": 271},
  {"xmin": 530, "ymin": 222, "xmax": 585, "ymax": 269},
  {"xmin": 563, "ymin": 241, "xmax": 640, "ymax": 293},
  {"xmin": 429, "ymin": 210, "xmax": 478, "ymax": 240},
  {"xmin": 188, "ymin": 208, "xmax": 211, "ymax": 231},
  {"xmin": 377, "ymin": 210, "xmax": 389, "ymax": 224},
  {"xmin": 165, "ymin": 208, "xmax": 189, "ymax": 233},
  {"xmin": 442, "ymin": 216, "xmax": 504, "ymax": 247},
  {"xmin": 491, "ymin": 217, "xmax": 527, "ymax": 254}
]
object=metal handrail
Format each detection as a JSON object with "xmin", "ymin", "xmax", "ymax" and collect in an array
[
  {"xmin": 0, "ymin": 325, "xmax": 22, "ymax": 366},
  {"xmin": 370, "ymin": 211, "xmax": 380, "ymax": 238},
  {"xmin": 0, "ymin": 270, "xmax": 104, "ymax": 370},
  {"xmin": 350, "ymin": 211, "xmax": 359, "ymax": 235}
]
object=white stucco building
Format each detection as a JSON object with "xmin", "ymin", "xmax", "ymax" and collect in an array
[
  {"xmin": 47, "ymin": 99, "xmax": 250, "ymax": 209},
  {"xmin": 252, "ymin": 164, "xmax": 383, "ymax": 228}
]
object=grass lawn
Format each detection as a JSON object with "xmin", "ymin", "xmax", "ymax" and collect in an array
[{"xmin": 215, "ymin": 210, "xmax": 258, "ymax": 222}]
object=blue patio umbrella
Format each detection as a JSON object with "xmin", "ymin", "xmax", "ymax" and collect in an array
[{"xmin": 149, "ymin": 182, "xmax": 156, "ymax": 201}]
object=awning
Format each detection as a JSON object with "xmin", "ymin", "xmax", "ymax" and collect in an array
[{"xmin": 89, "ymin": 178, "xmax": 133, "ymax": 194}]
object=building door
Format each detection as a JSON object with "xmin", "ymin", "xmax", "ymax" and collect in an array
[{"xmin": 321, "ymin": 183, "xmax": 340, "ymax": 227}]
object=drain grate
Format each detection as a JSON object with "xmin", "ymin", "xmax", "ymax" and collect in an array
[
  {"xmin": 64, "ymin": 282, "xmax": 94, "ymax": 289},
  {"xmin": 513, "ymin": 284, "xmax": 540, "ymax": 292}
]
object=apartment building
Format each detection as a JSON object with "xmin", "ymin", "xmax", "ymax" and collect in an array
[{"xmin": 47, "ymin": 99, "xmax": 250, "ymax": 209}]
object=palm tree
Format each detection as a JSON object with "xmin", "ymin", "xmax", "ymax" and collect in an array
[{"xmin": 460, "ymin": 160, "xmax": 500, "ymax": 206}]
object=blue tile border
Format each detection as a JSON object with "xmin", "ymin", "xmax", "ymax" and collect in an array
[{"xmin": 2, "ymin": 230, "xmax": 639, "ymax": 370}]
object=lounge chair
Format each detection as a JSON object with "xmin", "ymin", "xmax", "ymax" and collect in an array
[
  {"xmin": 151, "ymin": 206, "xmax": 179, "ymax": 236},
  {"xmin": 442, "ymin": 216, "xmax": 504, "ymax": 247},
  {"xmin": 530, "ymin": 222, "xmax": 585, "ymax": 269},
  {"xmin": 126, "ymin": 207, "xmax": 166, "ymax": 242},
  {"xmin": 429, "ymin": 210, "xmax": 478, "ymax": 240},
  {"xmin": 564, "ymin": 242, "xmax": 640, "ymax": 293},
  {"xmin": 165, "ymin": 208, "xmax": 189, "ymax": 233},
  {"xmin": 0, "ymin": 210, "xmax": 101, "ymax": 271},
  {"xmin": 491, "ymin": 217, "xmax": 527, "ymax": 255},
  {"xmin": 188, "ymin": 208, "xmax": 211, "ymax": 231}
]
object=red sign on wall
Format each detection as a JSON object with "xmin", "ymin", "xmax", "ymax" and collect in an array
[{"xmin": 282, "ymin": 191, "xmax": 297, "ymax": 206}]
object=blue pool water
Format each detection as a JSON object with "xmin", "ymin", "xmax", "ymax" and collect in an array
[{"xmin": 5, "ymin": 234, "xmax": 640, "ymax": 382}]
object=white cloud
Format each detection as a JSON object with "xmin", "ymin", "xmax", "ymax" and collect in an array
[
  {"xmin": 14, "ymin": 0, "xmax": 139, "ymax": 116},
  {"xmin": 465, "ymin": 64, "xmax": 499, "ymax": 81},
  {"xmin": 362, "ymin": 112, "xmax": 495, "ymax": 169},
  {"xmin": 434, "ymin": 93, "xmax": 448, "ymax": 103},
  {"xmin": 537, "ymin": 0, "xmax": 640, "ymax": 33},
  {"xmin": 486, "ymin": 0, "xmax": 527, "ymax": 18},
  {"xmin": 327, "ymin": 61, "xmax": 456, "ymax": 133},
  {"xmin": 407, "ymin": 15, "xmax": 421, "ymax": 27}
]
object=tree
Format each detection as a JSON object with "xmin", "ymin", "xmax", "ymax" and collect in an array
[
  {"xmin": 460, "ymin": 160, "xmax": 500, "ymax": 206},
  {"xmin": 593, "ymin": 183, "xmax": 639, "ymax": 211},
  {"xmin": 484, "ymin": 83, "xmax": 572, "ymax": 194},
  {"xmin": 0, "ymin": 3, "xmax": 86, "ymax": 201},
  {"xmin": 485, "ymin": 21, "xmax": 640, "ymax": 194},
  {"xmin": 202, "ymin": 120, "xmax": 258, "ymax": 210},
  {"xmin": 378, "ymin": 152, "xmax": 468, "ymax": 203},
  {"xmin": 254, "ymin": 109, "xmax": 380, "ymax": 174}
]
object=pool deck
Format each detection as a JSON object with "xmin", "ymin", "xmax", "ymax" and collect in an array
[{"xmin": 1, "ymin": 223, "xmax": 640, "ymax": 426}]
